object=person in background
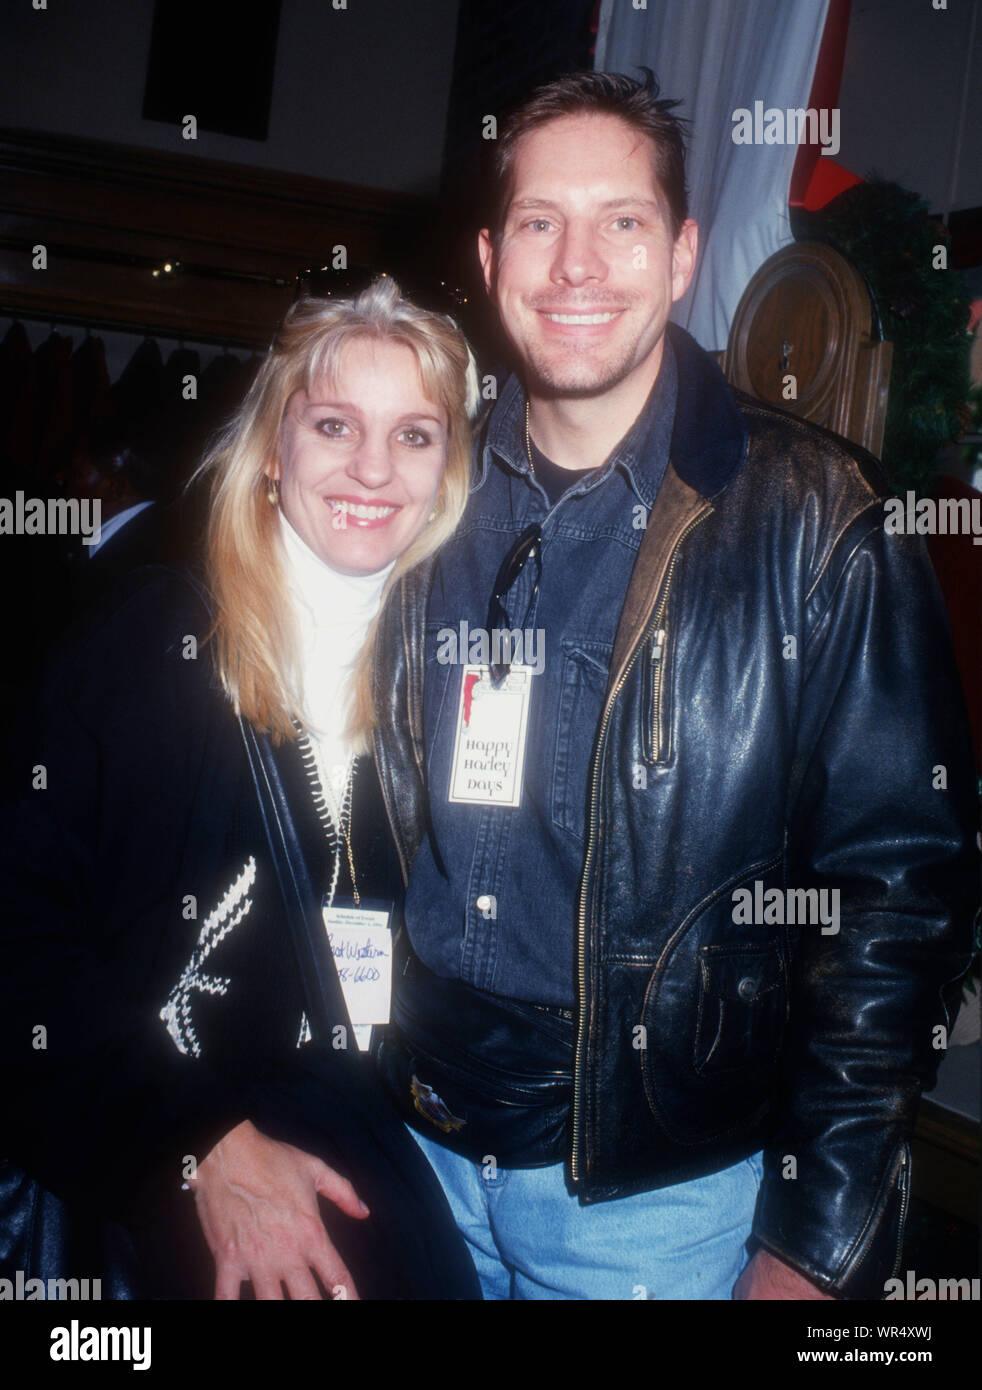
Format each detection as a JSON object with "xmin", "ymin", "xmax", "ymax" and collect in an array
[{"xmin": 60, "ymin": 421, "xmax": 175, "ymax": 619}]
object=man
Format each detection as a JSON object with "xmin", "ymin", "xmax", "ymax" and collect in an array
[
  {"xmin": 372, "ymin": 71, "xmax": 978, "ymax": 1300},
  {"xmin": 61, "ymin": 422, "xmax": 173, "ymax": 619}
]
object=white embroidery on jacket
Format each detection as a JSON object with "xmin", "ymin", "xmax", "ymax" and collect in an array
[{"xmin": 160, "ymin": 856, "xmax": 256, "ymax": 1058}]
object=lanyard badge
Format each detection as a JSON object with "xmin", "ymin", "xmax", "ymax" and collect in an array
[
  {"xmin": 448, "ymin": 664, "xmax": 534, "ymax": 808},
  {"xmin": 322, "ymin": 896, "xmax": 393, "ymax": 1052}
]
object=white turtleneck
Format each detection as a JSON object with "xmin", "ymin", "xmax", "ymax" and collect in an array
[{"xmin": 278, "ymin": 513, "xmax": 393, "ymax": 810}]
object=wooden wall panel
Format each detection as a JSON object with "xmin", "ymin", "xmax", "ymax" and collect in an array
[{"xmin": 0, "ymin": 128, "xmax": 435, "ymax": 346}]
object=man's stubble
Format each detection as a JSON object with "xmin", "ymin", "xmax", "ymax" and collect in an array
[{"xmin": 508, "ymin": 293, "xmax": 663, "ymax": 401}]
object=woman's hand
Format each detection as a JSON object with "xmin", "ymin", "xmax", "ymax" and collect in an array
[{"xmin": 189, "ymin": 1118, "xmax": 371, "ymax": 1300}]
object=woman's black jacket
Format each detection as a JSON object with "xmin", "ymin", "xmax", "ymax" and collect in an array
[{"xmin": 0, "ymin": 564, "xmax": 479, "ymax": 1299}]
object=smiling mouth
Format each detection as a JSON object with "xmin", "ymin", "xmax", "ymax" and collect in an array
[
  {"xmin": 327, "ymin": 499, "xmax": 399, "ymax": 521},
  {"xmin": 540, "ymin": 310, "xmax": 624, "ymax": 325}
]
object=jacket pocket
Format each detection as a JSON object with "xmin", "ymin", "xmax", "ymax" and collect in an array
[
  {"xmin": 639, "ymin": 623, "xmax": 673, "ymax": 765},
  {"xmin": 693, "ymin": 942, "xmax": 788, "ymax": 1075},
  {"xmin": 551, "ymin": 641, "xmax": 612, "ymax": 842}
]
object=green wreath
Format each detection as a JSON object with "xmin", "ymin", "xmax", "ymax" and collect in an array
[{"xmin": 793, "ymin": 179, "xmax": 973, "ymax": 495}]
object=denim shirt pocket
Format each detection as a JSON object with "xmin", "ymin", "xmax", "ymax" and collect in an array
[{"xmin": 551, "ymin": 640, "xmax": 613, "ymax": 843}]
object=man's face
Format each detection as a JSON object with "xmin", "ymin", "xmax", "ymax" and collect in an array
[{"xmin": 479, "ymin": 113, "xmax": 697, "ymax": 398}]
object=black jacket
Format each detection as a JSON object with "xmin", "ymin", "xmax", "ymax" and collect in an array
[
  {"xmin": 370, "ymin": 324, "xmax": 980, "ymax": 1299},
  {"xmin": 0, "ymin": 567, "xmax": 479, "ymax": 1299}
]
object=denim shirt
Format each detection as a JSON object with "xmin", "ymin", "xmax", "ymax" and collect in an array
[{"xmin": 404, "ymin": 340, "xmax": 678, "ymax": 1006}]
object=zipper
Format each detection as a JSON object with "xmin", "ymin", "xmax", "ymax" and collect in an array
[
  {"xmin": 650, "ymin": 627, "xmax": 668, "ymax": 764},
  {"xmin": 641, "ymin": 626, "xmax": 668, "ymax": 763},
  {"xmin": 839, "ymin": 1141, "xmax": 910, "ymax": 1287},
  {"xmin": 891, "ymin": 1144, "xmax": 910, "ymax": 1279},
  {"xmin": 571, "ymin": 506, "xmax": 711, "ymax": 1183}
]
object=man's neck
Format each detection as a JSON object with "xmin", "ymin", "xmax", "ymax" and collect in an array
[{"xmin": 526, "ymin": 338, "xmax": 665, "ymax": 471}]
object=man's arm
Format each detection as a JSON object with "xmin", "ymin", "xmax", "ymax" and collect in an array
[{"xmin": 752, "ymin": 515, "xmax": 978, "ymax": 1299}]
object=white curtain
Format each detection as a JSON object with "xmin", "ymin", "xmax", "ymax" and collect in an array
[{"xmin": 596, "ymin": 0, "xmax": 831, "ymax": 350}]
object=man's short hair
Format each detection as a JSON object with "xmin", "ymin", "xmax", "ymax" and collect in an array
[{"xmin": 489, "ymin": 69, "xmax": 690, "ymax": 247}]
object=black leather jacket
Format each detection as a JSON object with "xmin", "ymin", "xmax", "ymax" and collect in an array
[{"xmin": 371, "ymin": 325, "xmax": 979, "ymax": 1299}]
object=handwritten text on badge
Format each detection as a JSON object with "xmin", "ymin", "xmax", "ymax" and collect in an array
[{"xmin": 322, "ymin": 901, "xmax": 392, "ymax": 1052}]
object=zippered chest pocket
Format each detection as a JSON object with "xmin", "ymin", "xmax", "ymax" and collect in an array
[{"xmin": 639, "ymin": 622, "xmax": 675, "ymax": 765}]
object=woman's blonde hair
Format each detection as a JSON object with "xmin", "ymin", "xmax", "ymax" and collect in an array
[{"xmin": 198, "ymin": 275, "xmax": 479, "ymax": 748}]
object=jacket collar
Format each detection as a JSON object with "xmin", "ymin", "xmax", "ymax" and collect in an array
[
  {"xmin": 664, "ymin": 322, "xmax": 747, "ymax": 500},
  {"xmin": 478, "ymin": 336, "xmax": 680, "ymax": 513},
  {"xmin": 605, "ymin": 324, "xmax": 748, "ymax": 689}
]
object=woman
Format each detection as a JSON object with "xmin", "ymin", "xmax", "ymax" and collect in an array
[{"xmin": 0, "ymin": 278, "xmax": 481, "ymax": 1299}]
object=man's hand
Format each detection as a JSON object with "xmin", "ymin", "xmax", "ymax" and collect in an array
[
  {"xmin": 189, "ymin": 1119, "xmax": 370, "ymax": 1300},
  {"xmin": 733, "ymin": 1248, "xmax": 835, "ymax": 1300}
]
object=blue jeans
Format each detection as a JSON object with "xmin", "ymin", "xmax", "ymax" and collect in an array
[{"xmin": 409, "ymin": 1126, "xmax": 764, "ymax": 1300}]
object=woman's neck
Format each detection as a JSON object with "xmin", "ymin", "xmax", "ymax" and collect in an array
[
  {"xmin": 278, "ymin": 513, "xmax": 393, "ymax": 747},
  {"xmin": 278, "ymin": 512, "xmax": 394, "ymax": 624}
]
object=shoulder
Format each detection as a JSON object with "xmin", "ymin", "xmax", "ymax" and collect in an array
[
  {"xmin": 719, "ymin": 393, "xmax": 894, "ymax": 596},
  {"xmin": 735, "ymin": 391, "xmax": 888, "ymax": 504},
  {"xmin": 670, "ymin": 322, "xmax": 888, "ymax": 523}
]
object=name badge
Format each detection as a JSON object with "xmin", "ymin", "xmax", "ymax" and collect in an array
[
  {"xmin": 448, "ymin": 664, "xmax": 533, "ymax": 808},
  {"xmin": 322, "ymin": 896, "xmax": 393, "ymax": 1053}
]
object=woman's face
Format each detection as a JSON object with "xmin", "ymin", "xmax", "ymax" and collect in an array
[{"xmin": 274, "ymin": 337, "xmax": 449, "ymax": 576}]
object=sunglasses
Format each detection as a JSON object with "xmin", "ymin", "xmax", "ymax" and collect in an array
[{"xmin": 485, "ymin": 523, "xmax": 542, "ymax": 688}]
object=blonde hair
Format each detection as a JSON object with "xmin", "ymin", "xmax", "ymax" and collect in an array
[{"xmin": 198, "ymin": 276, "xmax": 479, "ymax": 748}]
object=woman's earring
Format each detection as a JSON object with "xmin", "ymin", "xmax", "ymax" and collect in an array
[{"xmin": 266, "ymin": 477, "xmax": 280, "ymax": 507}]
